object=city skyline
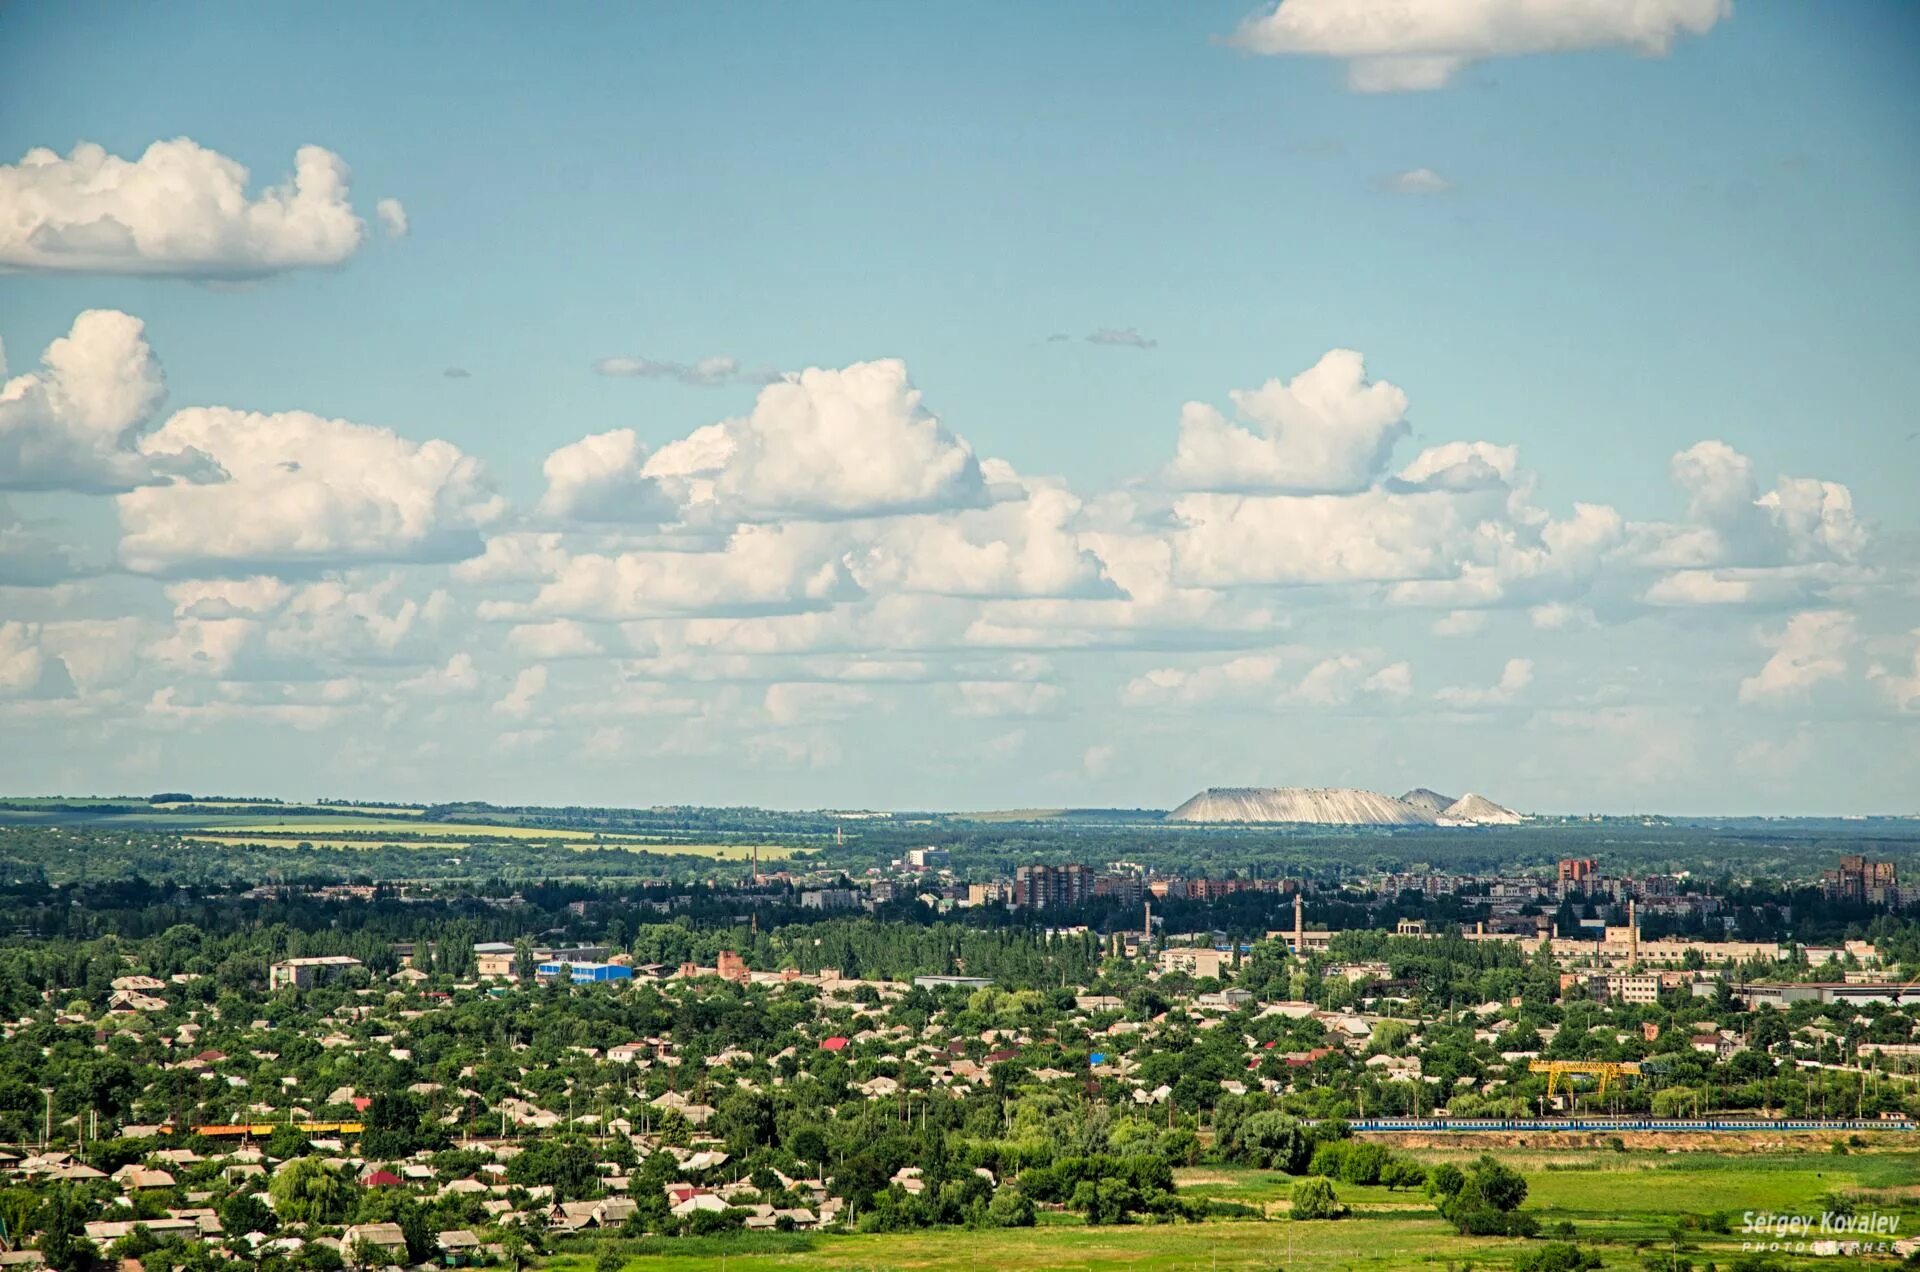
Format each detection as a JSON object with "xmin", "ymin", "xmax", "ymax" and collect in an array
[{"xmin": 3, "ymin": 2, "xmax": 1918, "ymax": 813}]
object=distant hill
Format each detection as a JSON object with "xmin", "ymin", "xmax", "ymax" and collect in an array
[
  {"xmin": 1166, "ymin": 785, "xmax": 1528, "ymax": 826},
  {"xmin": 1399, "ymin": 788, "xmax": 1457, "ymax": 814},
  {"xmin": 1167, "ymin": 787, "xmax": 1438, "ymax": 826},
  {"xmin": 1440, "ymin": 793, "xmax": 1524, "ymax": 825}
]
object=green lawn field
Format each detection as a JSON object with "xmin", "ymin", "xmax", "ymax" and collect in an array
[
  {"xmin": 564, "ymin": 1148, "xmax": 1920, "ymax": 1271},
  {"xmin": 153, "ymin": 801, "xmax": 428, "ymax": 815},
  {"xmin": 198, "ymin": 816, "xmax": 622, "ymax": 837},
  {"xmin": 554, "ymin": 1221, "xmax": 1510, "ymax": 1272},
  {"xmin": 0, "ymin": 803, "xmax": 796, "ymax": 860},
  {"xmin": 185, "ymin": 827, "xmax": 793, "ymax": 859}
]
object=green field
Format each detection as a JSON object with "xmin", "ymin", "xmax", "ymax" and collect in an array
[
  {"xmin": 0, "ymin": 801, "xmax": 427, "ymax": 830},
  {"xmin": 196, "ymin": 816, "xmax": 613, "ymax": 837},
  {"xmin": 565, "ymin": 1148, "xmax": 1920, "ymax": 1271},
  {"xmin": 0, "ymin": 799, "xmax": 803, "ymax": 863},
  {"xmin": 184, "ymin": 830, "xmax": 791, "ymax": 860},
  {"xmin": 557, "ymin": 1222, "xmax": 1509, "ymax": 1271},
  {"xmin": 154, "ymin": 800, "xmax": 428, "ymax": 815}
]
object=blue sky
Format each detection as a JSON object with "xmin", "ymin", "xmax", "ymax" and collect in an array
[{"xmin": 2, "ymin": 2, "xmax": 1917, "ymax": 812}]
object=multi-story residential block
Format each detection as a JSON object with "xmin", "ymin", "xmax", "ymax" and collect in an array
[
  {"xmin": 1012, "ymin": 863, "xmax": 1092, "ymax": 910},
  {"xmin": 1823, "ymin": 855, "xmax": 1899, "ymax": 904},
  {"xmin": 268, "ymin": 955, "xmax": 363, "ymax": 992},
  {"xmin": 1156, "ymin": 945, "xmax": 1233, "ymax": 979}
]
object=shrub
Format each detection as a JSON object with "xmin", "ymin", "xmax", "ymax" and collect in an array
[
  {"xmin": 685, "ymin": 1209, "xmax": 744, "ymax": 1237},
  {"xmin": 1337, "ymin": 1142, "xmax": 1390, "ymax": 1186},
  {"xmin": 1232, "ymin": 1112, "xmax": 1313, "ymax": 1174},
  {"xmin": 1289, "ymin": 1177, "xmax": 1343, "ymax": 1221},
  {"xmin": 1431, "ymin": 1154, "xmax": 1533, "ymax": 1237},
  {"xmin": 1380, "ymin": 1157, "xmax": 1428, "ymax": 1191},
  {"xmin": 1307, "ymin": 1141, "xmax": 1349, "ymax": 1179},
  {"xmin": 1445, "ymin": 1201, "xmax": 1539, "ymax": 1237},
  {"xmin": 985, "ymin": 1190, "xmax": 1035, "ymax": 1228},
  {"xmin": 1513, "ymin": 1243, "xmax": 1601, "ymax": 1272}
]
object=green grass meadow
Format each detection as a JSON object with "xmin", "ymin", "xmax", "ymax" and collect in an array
[{"xmin": 564, "ymin": 1147, "xmax": 1920, "ymax": 1271}]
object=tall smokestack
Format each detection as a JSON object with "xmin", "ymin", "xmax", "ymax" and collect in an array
[
  {"xmin": 1293, "ymin": 892, "xmax": 1304, "ymax": 954},
  {"xmin": 1628, "ymin": 897, "xmax": 1638, "ymax": 965}
]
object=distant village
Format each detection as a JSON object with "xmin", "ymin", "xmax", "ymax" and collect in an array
[{"xmin": 0, "ymin": 841, "xmax": 1907, "ymax": 1270}]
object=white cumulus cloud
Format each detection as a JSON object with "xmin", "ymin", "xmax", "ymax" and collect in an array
[
  {"xmin": 0, "ymin": 310, "xmax": 218, "ymax": 492},
  {"xmin": 593, "ymin": 355, "xmax": 778, "ymax": 387},
  {"xmin": 118, "ymin": 407, "xmax": 502, "ymax": 574},
  {"xmin": 1436, "ymin": 657, "xmax": 1534, "ymax": 707},
  {"xmin": 494, "ymin": 665, "xmax": 548, "ymax": 717},
  {"xmin": 950, "ymin": 680, "xmax": 1065, "ymax": 717},
  {"xmin": 0, "ymin": 139, "xmax": 370, "ymax": 277},
  {"xmin": 1166, "ymin": 349, "xmax": 1410, "ymax": 494},
  {"xmin": 1385, "ymin": 168, "xmax": 1450, "ymax": 194},
  {"xmin": 401, "ymin": 652, "xmax": 482, "ymax": 697},
  {"xmin": 479, "ymin": 524, "xmax": 856, "ymax": 622},
  {"xmin": 1288, "ymin": 654, "xmax": 1413, "ymax": 705},
  {"xmin": 847, "ymin": 477, "xmax": 1118, "ymax": 600},
  {"xmin": 1121, "ymin": 652, "xmax": 1290, "ymax": 709},
  {"xmin": 1739, "ymin": 610, "xmax": 1853, "ymax": 704},
  {"xmin": 1637, "ymin": 440, "xmax": 1865, "ymax": 572},
  {"xmin": 537, "ymin": 428, "xmax": 678, "ymax": 523},
  {"xmin": 680, "ymin": 359, "xmax": 987, "ymax": 521},
  {"xmin": 764, "ymin": 682, "xmax": 872, "ymax": 726},
  {"xmin": 375, "ymin": 198, "xmax": 409, "ymax": 239},
  {"xmin": 1171, "ymin": 485, "xmax": 1487, "ymax": 587},
  {"xmin": 507, "ymin": 620, "xmax": 604, "ymax": 659},
  {"xmin": 0, "ymin": 622, "xmax": 76, "ymax": 699},
  {"xmin": 1869, "ymin": 631, "xmax": 1920, "ymax": 712},
  {"xmin": 543, "ymin": 359, "xmax": 989, "ymax": 526},
  {"xmin": 1230, "ymin": 0, "xmax": 1730, "ymax": 93},
  {"xmin": 1433, "ymin": 610, "xmax": 1487, "ymax": 637}
]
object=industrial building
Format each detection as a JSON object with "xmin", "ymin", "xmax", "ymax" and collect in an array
[
  {"xmin": 1714, "ymin": 981, "xmax": 1920, "ymax": 1010},
  {"xmin": 912, "ymin": 975, "xmax": 994, "ymax": 990},
  {"xmin": 536, "ymin": 961, "xmax": 633, "ymax": 984}
]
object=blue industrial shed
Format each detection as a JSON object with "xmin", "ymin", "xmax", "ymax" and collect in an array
[{"xmin": 537, "ymin": 961, "xmax": 632, "ymax": 983}]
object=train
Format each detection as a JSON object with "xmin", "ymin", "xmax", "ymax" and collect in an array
[{"xmin": 1337, "ymin": 1117, "xmax": 1913, "ymax": 1132}]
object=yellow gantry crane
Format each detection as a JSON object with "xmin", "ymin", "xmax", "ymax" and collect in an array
[
  {"xmin": 1529, "ymin": 1060, "xmax": 1641, "ymax": 1099},
  {"xmin": 191, "ymin": 1120, "xmax": 365, "ymax": 1137}
]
